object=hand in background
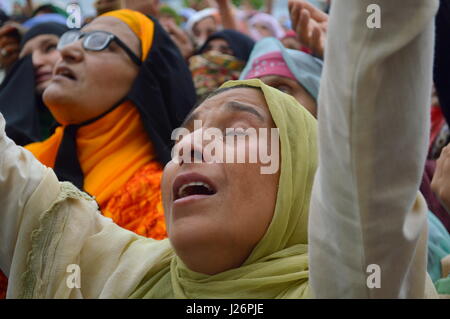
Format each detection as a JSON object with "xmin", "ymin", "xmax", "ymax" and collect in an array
[
  {"xmin": 288, "ymin": 0, "xmax": 328, "ymax": 59},
  {"xmin": 432, "ymin": 144, "xmax": 450, "ymax": 213},
  {"xmin": 0, "ymin": 24, "xmax": 22, "ymax": 71},
  {"xmin": 163, "ymin": 19, "xmax": 194, "ymax": 60}
]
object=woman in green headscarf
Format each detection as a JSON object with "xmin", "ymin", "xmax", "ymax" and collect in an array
[
  {"xmin": 0, "ymin": 79, "xmax": 316, "ymax": 298},
  {"xmin": 0, "ymin": 0, "xmax": 440, "ymax": 299}
]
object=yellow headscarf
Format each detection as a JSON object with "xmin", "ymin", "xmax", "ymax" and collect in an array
[{"xmin": 130, "ymin": 79, "xmax": 318, "ymax": 298}]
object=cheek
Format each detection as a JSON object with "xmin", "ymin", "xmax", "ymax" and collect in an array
[
  {"xmin": 86, "ymin": 60, "xmax": 137, "ymax": 96},
  {"xmin": 293, "ymin": 89, "xmax": 317, "ymax": 116},
  {"xmin": 225, "ymin": 162, "xmax": 278, "ymax": 246},
  {"xmin": 48, "ymin": 51, "xmax": 61, "ymax": 69},
  {"xmin": 161, "ymin": 162, "xmax": 177, "ymax": 215}
]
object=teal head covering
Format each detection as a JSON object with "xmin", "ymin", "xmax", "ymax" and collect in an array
[{"xmin": 240, "ymin": 37, "xmax": 323, "ymax": 100}]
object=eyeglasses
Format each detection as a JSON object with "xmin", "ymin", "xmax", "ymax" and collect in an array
[{"xmin": 57, "ymin": 30, "xmax": 142, "ymax": 66}]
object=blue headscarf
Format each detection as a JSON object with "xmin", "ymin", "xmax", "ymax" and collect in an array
[
  {"xmin": 22, "ymin": 13, "xmax": 67, "ymax": 29},
  {"xmin": 240, "ymin": 37, "xmax": 323, "ymax": 100}
]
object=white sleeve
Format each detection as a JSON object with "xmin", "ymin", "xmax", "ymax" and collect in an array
[
  {"xmin": 0, "ymin": 113, "xmax": 49, "ymax": 276},
  {"xmin": 308, "ymin": 0, "xmax": 438, "ymax": 298}
]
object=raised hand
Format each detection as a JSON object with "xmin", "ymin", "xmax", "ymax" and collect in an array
[
  {"xmin": 432, "ymin": 145, "xmax": 450, "ymax": 213},
  {"xmin": 163, "ymin": 19, "xmax": 194, "ymax": 60},
  {"xmin": 0, "ymin": 24, "xmax": 22, "ymax": 71},
  {"xmin": 288, "ymin": 0, "xmax": 328, "ymax": 59}
]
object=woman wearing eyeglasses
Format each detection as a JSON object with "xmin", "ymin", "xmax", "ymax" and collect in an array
[{"xmin": 24, "ymin": 9, "xmax": 197, "ymax": 239}]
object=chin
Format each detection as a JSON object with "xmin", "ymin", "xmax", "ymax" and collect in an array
[
  {"xmin": 44, "ymin": 84, "xmax": 74, "ymax": 108},
  {"xmin": 169, "ymin": 219, "xmax": 223, "ymax": 253}
]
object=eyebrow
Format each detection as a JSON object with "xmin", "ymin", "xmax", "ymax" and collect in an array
[
  {"xmin": 39, "ymin": 38, "xmax": 56, "ymax": 48},
  {"xmin": 180, "ymin": 101, "xmax": 265, "ymax": 129},
  {"xmin": 21, "ymin": 37, "xmax": 55, "ymax": 56},
  {"xmin": 225, "ymin": 101, "xmax": 265, "ymax": 122},
  {"xmin": 180, "ymin": 109, "xmax": 200, "ymax": 129}
]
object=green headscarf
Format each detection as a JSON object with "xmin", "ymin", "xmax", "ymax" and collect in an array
[{"xmin": 130, "ymin": 79, "xmax": 318, "ymax": 298}]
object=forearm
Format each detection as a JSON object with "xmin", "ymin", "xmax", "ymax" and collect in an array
[
  {"xmin": 265, "ymin": 0, "xmax": 273, "ymax": 14},
  {"xmin": 0, "ymin": 113, "xmax": 47, "ymax": 276},
  {"xmin": 309, "ymin": 0, "xmax": 438, "ymax": 298},
  {"xmin": 217, "ymin": 0, "xmax": 238, "ymax": 30}
]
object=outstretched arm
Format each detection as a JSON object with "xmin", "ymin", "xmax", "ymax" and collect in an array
[
  {"xmin": 0, "ymin": 112, "xmax": 171, "ymax": 298},
  {"xmin": 0, "ymin": 113, "xmax": 49, "ymax": 277},
  {"xmin": 309, "ymin": 0, "xmax": 438, "ymax": 298},
  {"xmin": 216, "ymin": 0, "xmax": 238, "ymax": 30}
]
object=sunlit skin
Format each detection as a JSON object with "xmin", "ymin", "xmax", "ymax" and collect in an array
[
  {"xmin": 203, "ymin": 38, "xmax": 233, "ymax": 56},
  {"xmin": 192, "ymin": 16, "xmax": 217, "ymax": 47},
  {"xmin": 162, "ymin": 88, "xmax": 280, "ymax": 275},
  {"xmin": 43, "ymin": 16, "xmax": 141, "ymax": 125},
  {"xmin": 259, "ymin": 75, "xmax": 317, "ymax": 117},
  {"xmin": 19, "ymin": 34, "xmax": 61, "ymax": 95}
]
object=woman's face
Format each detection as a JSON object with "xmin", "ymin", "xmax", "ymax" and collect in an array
[
  {"xmin": 253, "ymin": 22, "xmax": 274, "ymax": 39},
  {"xmin": 203, "ymin": 38, "xmax": 233, "ymax": 56},
  {"xmin": 192, "ymin": 16, "xmax": 217, "ymax": 48},
  {"xmin": 20, "ymin": 34, "xmax": 61, "ymax": 95},
  {"xmin": 259, "ymin": 75, "xmax": 317, "ymax": 117},
  {"xmin": 162, "ymin": 87, "xmax": 280, "ymax": 275},
  {"xmin": 43, "ymin": 16, "xmax": 141, "ymax": 124}
]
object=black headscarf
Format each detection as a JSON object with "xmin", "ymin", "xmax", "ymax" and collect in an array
[
  {"xmin": 434, "ymin": 0, "xmax": 450, "ymax": 125},
  {"xmin": 126, "ymin": 17, "xmax": 197, "ymax": 164},
  {"xmin": 197, "ymin": 29, "xmax": 255, "ymax": 62},
  {"xmin": 0, "ymin": 9, "xmax": 9, "ymax": 27},
  {"xmin": 0, "ymin": 22, "xmax": 68, "ymax": 146},
  {"xmin": 20, "ymin": 22, "xmax": 68, "ymax": 48},
  {"xmin": 53, "ymin": 16, "xmax": 197, "ymax": 189}
]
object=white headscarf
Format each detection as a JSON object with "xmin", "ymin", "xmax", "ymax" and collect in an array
[{"xmin": 185, "ymin": 7, "xmax": 218, "ymax": 36}]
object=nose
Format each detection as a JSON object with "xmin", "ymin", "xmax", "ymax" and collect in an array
[
  {"xmin": 58, "ymin": 40, "xmax": 84, "ymax": 63},
  {"xmin": 174, "ymin": 128, "xmax": 206, "ymax": 165},
  {"xmin": 32, "ymin": 50, "xmax": 45, "ymax": 68}
]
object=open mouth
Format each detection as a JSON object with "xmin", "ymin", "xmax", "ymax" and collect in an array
[
  {"xmin": 173, "ymin": 173, "xmax": 217, "ymax": 201},
  {"xmin": 176, "ymin": 182, "xmax": 215, "ymax": 199}
]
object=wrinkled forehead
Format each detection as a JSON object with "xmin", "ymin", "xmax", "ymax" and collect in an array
[
  {"xmin": 82, "ymin": 16, "xmax": 141, "ymax": 56},
  {"xmin": 191, "ymin": 87, "xmax": 275, "ymax": 127}
]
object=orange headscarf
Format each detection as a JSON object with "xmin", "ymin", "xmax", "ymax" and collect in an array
[
  {"xmin": 102, "ymin": 9, "xmax": 154, "ymax": 61},
  {"xmin": 25, "ymin": 10, "xmax": 167, "ymax": 238}
]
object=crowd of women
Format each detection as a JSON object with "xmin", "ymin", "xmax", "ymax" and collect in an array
[{"xmin": 0, "ymin": 0, "xmax": 449, "ymax": 299}]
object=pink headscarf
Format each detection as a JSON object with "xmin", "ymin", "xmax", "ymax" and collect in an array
[{"xmin": 244, "ymin": 51, "xmax": 297, "ymax": 81}]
